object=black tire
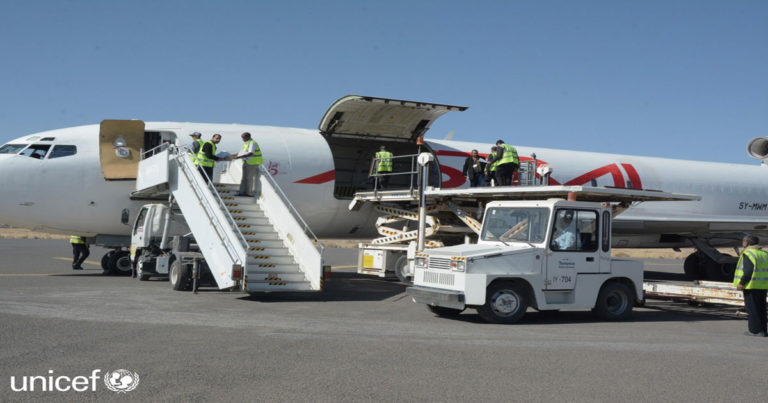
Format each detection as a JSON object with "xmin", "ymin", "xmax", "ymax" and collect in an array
[
  {"xmin": 101, "ymin": 251, "xmax": 115, "ymax": 275},
  {"xmin": 169, "ymin": 259, "xmax": 192, "ymax": 291},
  {"xmin": 137, "ymin": 263, "xmax": 150, "ymax": 281},
  {"xmin": 394, "ymin": 255, "xmax": 411, "ymax": 284},
  {"xmin": 702, "ymin": 253, "xmax": 735, "ymax": 283},
  {"xmin": 427, "ymin": 305, "xmax": 465, "ymax": 317},
  {"xmin": 593, "ymin": 282, "xmax": 634, "ymax": 321},
  {"xmin": 108, "ymin": 250, "xmax": 132, "ymax": 276},
  {"xmin": 683, "ymin": 253, "xmax": 701, "ymax": 280},
  {"xmin": 476, "ymin": 282, "xmax": 528, "ymax": 324}
]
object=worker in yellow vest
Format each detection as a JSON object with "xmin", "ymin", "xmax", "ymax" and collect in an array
[
  {"xmin": 370, "ymin": 145, "xmax": 393, "ymax": 189},
  {"xmin": 189, "ymin": 132, "xmax": 204, "ymax": 165},
  {"xmin": 69, "ymin": 236, "xmax": 89, "ymax": 270},
  {"xmin": 486, "ymin": 140, "xmax": 519, "ymax": 186},
  {"xmin": 233, "ymin": 132, "xmax": 263, "ymax": 197},
  {"xmin": 734, "ymin": 235, "xmax": 768, "ymax": 336},
  {"xmin": 196, "ymin": 134, "xmax": 229, "ymax": 183},
  {"xmin": 485, "ymin": 147, "xmax": 499, "ymax": 186}
]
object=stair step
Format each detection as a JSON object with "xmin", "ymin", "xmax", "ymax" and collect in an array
[
  {"xmin": 244, "ymin": 233, "xmax": 280, "ymax": 241},
  {"xmin": 223, "ymin": 201, "xmax": 261, "ymax": 210},
  {"xmin": 227, "ymin": 207, "xmax": 267, "ymax": 217},
  {"xmin": 220, "ymin": 195, "xmax": 259, "ymax": 204},
  {"xmin": 247, "ymin": 282, "xmax": 313, "ymax": 292},
  {"xmin": 246, "ymin": 273, "xmax": 307, "ymax": 282},
  {"xmin": 246, "ymin": 247, "xmax": 291, "ymax": 257},
  {"xmin": 231, "ymin": 216, "xmax": 270, "ymax": 226},
  {"xmin": 236, "ymin": 223, "xmax": 275, "ymax": 233},
  {"xmin": 247, "ymin": 255, "xmax": 295, "ymax": 265},
  {"xmin": 247, "ymin": 263, "xmax": 301, "ymax": 273},
  {"xmin": 245, "ymin": 239, "xmax": 285, "ymax": 248}
]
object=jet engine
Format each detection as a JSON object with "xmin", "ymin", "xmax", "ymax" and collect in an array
[{"xmin": 747, "ymin": 136, "xmax": 768, "ymax": 161}]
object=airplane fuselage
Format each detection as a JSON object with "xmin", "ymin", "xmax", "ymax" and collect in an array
[{"xmin": 1, "ymin": 121, "xmax": 767, "ymax": 249}]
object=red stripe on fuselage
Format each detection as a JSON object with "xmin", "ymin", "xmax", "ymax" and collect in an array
[{"xmin": 294, "ymin": 169, "xmax": 335, "ymax": 184}]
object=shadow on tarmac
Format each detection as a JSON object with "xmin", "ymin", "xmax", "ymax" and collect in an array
[
  {"xmin": 429, "ymin": 302, "xmax": 744, "ymax": 325},
  {"xmin": 242, "ymin": 272, "xmax": 407, "ymax": 302}
]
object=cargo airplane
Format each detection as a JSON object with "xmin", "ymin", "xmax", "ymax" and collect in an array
[{"xmin": 1, "ymin": 95, "xmax": 766, "ymax": 282}]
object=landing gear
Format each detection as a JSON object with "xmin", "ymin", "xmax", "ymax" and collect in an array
[
  {"xmin": 101, "ymin": 249, "xmax": 132, "ymax": 276},
  {"xmin": 684, "ymin": 250, "xmax": 736, "ymax": 282}
]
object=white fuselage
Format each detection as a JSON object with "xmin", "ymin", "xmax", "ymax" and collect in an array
[{"xmin": 1, "ymin": 122, "xmax": 766, "ymax": 247}]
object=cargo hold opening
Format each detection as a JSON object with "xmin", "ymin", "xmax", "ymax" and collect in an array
[
  {"xmin": 318, "ymin": 95, "xmax": 467, "ymax": 200},
  {"xmin": 325, "ymin": 136, "xmax": 440, "ymax": 199}
]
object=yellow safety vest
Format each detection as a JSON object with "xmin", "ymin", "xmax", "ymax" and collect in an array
[
  {"xmin": 70, "ymin": 236, "xmax": 85, "ymax": 245},
  {"xmin": 376, "ymin": 151, "xmax": 393, "ymax": 173},
  {"xmin": 734, "ymin": 248, "xmax": 768, "ymax": 289},
  {"xmin": 242, "ymin": 139, "xmax": 263, "ymax": 165},
  {"xmin": 191, "ymin": 139, "xmax": 204, "ymax": 166},
  {"xmin": 488, "ymin": 152, "xmax": 499, "ymax": 172},
  {"xmin": 497, "ymin": 144, "xmax": 519, "ymax": 165},
  {"xmin": 196, "ymin": 141, "xmax": 216, "ymax": 168}
]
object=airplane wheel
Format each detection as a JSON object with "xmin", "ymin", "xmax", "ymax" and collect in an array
[
  {"xmin": 703, "ymin": 255, "xmax": 735, "ymax": 283},
  {"xmin": 101, "ymin": 251, "xmax": 115, "ymax": 275},
  {"xmin": 683, "ymin": 253, "xmax": 702, "ymax": 280},
  {"xmin": 394, "ymin": 255, "xmax": 412, "ymax": 284},
  {"xmin": 108, "ymin": 251, "xmax": 132, "ymax": 276},
  {"xmin": 169, "ymin": 259, "xmax": 192, "ymax": 291}
]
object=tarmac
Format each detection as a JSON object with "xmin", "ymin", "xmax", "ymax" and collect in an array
[{"xmin": 1, "ymin": 239, "xmax": 767, "ymax": 402}]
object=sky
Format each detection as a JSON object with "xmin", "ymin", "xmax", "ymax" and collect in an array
[{"xmin": 1, "ymin": 0, "xmax": 766, "ymax": 164}]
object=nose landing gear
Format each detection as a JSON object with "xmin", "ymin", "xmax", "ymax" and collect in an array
[{"xmin": 101, "ymin": 249, "xmax": 132, "ymax": 276}]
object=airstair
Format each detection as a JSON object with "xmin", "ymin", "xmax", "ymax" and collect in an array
[{"xmin": 133, "ymin": 145, "xmax": 324, "ymax": 292}]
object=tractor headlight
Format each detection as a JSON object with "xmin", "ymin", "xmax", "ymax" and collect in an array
[
  {"xmin": 450, "ymin": 258, "xmax": 466, "ymax": 272},
  {"xmin": 415, "ymin": 255, "xmax": 428, "ymax": 268}
]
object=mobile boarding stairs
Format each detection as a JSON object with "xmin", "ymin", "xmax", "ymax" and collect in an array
[{"xmin": 132, "ymin": 144, "xmax": 324, "ymax": 293}]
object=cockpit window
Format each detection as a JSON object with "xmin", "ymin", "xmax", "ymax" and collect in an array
[
  {"xmin": 0, "ymin": 144, "xmax": 27, "ymax": 154},
  {"xmin": 48, "ymin": 145, "xmax": 77, "ymax": 159},
  {"xmin": 19, "ymin": 144, "xmax": 51, "ymax": 159}
]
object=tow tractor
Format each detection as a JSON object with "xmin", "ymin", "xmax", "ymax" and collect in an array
[{"xmin": 399, "ymin": 155, "xmax": 702, "ymax": 323}]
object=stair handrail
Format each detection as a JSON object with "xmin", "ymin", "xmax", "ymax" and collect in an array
[
  {"xmin": 171, "ymin": 145, "xmax": 249, "ymax": 264},
  {"xmin": 259, "ymin": 165, "xmax": 325, "ymax": 254}
]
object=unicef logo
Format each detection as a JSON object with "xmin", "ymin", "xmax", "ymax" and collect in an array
[{"xmin": 103, "ymin": 369, "xmax": 140, "ymax": 393}]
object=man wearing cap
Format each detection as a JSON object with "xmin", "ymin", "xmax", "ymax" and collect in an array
[
  {"xmin": 233, "ymin": 132, "xmax": 263, "ymax": 197},
  {"xmin": 189, "ymin": 132, "xmax": 204, "ymax": 165},
  {"xmin": 734, "ymin": 235, "xmax": 768, "ymax": 337}
]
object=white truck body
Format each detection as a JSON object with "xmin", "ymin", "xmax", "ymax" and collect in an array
[{"xmin": 407, "ymin": 199, "xmax": 644, "ymax": 323}]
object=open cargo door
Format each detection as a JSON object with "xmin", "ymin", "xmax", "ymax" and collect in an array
[
  {"xmin": 318, "ymin": 95, "xmax": 467, "ymax": 198},
  {"xmin": 319, "ymin": 95, "xmax": 467, "ymax": 141},
  {"xmin": 99, "ymin": 119, "xmax": 145, "ymax": 180}
]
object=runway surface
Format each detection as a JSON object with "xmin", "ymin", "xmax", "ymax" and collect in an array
[{"xmin": 1, "ymin": 239, "xmax": 767, "ymax": 402}]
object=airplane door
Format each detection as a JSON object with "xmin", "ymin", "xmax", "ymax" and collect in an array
[
  {"xmin": 99, "ymin": 119, "xmax": 145, "ymax": 180},
  {"xmin": 545, "ymin": 209, "xmax": 601, "ymax": 290}
]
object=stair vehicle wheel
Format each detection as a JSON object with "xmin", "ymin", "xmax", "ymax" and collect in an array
[
  {"xmin": 108, "ymin": 250, "xmax": 132, "ymax": 276},
  {"xmin": 394, "ymin": 255, "xmax": 412, "ymax": 284},
  {"xmin": 101, "ymin": 251, "xmax": 115, "ymax": 275},
  {"xmin": 427, "ymin": 305, "xmax": 465, "ymax": 317},
  {"xmin": 592, "ymin": 282, "xmax": 634, "ymax": 321},
  {"xmin": 476, "ymin": 282, "xmax": 528, "ymax": 324},
  {"xmin": 137, "ymin": 261, "xmax": 150, "ymax": 281},
  {"xmin": 169, "ymin": 259, "xmax": 192, "ymax": 291}
]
